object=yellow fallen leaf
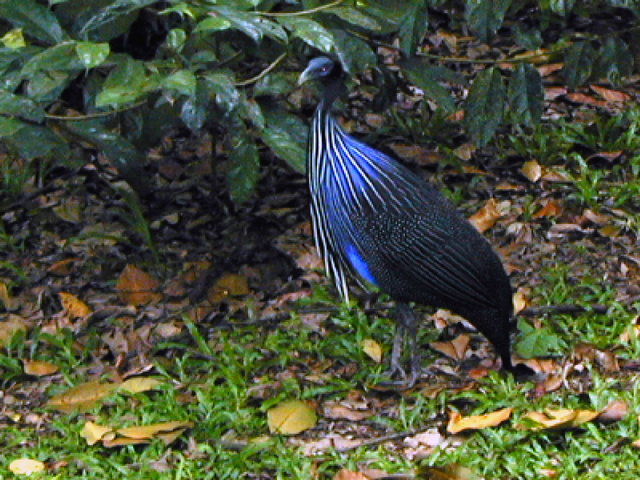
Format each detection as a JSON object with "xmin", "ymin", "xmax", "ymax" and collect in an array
[
  {"xmin": 513, "ymin": 288, "xmax": 529, "ymax": 315},
  {"xmin": 53, "ymin": 199, "xmax": 83, "ymax": 223},
  {"xmin": 119, "ymin": 377, "xmax": 164, "ymax": 394},
  {"xmin": 519, "ymin": 408, "xmax": 599, "ymax": 430},
  {"xmin": 268, "ymin": 400, "xmax": 317, "ymax": 435},
  {"xmin": 208, "ymin": 273, "xmax": 250, "ymax": 303},
  {"xmin": 447, "ymin": 407, "xmax": 513, "ymax": 434},
  {"xmin": 599, "ymin": 225, "xmax": 621, "ymax": 238},
  {"xmin": 81, "ymin": 421, "xmax": 114, "ymax": 445},
  {"xmin": 23, "ymin": 359, "xmax": 59, "ymax": 376},
  {"xmin": 47, "ymin": 381, "xmax": 117, "ymax": 413},
  {"xmin": 117, "ymin": 421, "xmax": 194, "ymax": 440},
  {"xmin": 522, "ymin": 160, "xmax": 542, "ymax": 182},
  {"xmin": 103, "ymin": 436, "xmax": 150, "ymax": 447},
  {"xmin": 59, "ymin": 292, "xmax": 91, "ymax": 318},
  {"xmin": 468, "ymin": 198, "xmax": 500, "ymax": 233},
  {"xmin": 9, "ymin": 458, "xmax": 46, "ymax": 475},
  {"xmin": 0, "ymin": 314, "xmax": 28, "ymax": 346},
  {"xmin": 0, "ymin": 281, "xmax": 14, "ymax": 310},
  {"xmin": 361, "ymin": 339, "xmax": 382, "ymax": 363},
  {"xmin": 156, "ymin": 427, "xmax": 191, "ymax": 445}
]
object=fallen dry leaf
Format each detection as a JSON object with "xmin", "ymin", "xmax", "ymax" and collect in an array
[
  {"xmin": 208, "ymin": 273, "xmax": 250, "ymax": 303},
  {"xmin": 47, "ymin": 381, "xmax": 117, "ymax": 413},
  {"xmin": 532, "ymin": 200, "xmax": 562, "ymax": 219},
  {"xmin": 519, "ymin": 408, "xmax": 599, "ymax": 430},
  {"xmin": 0, "ymin": 314, "xmax": 29, "ymax": 346},
  {"xmin": 565, "ymin": 93, "xmax": 608, "ymax": 108},
  {"xmin": 53, "ymin": 198, "xmax": 83, "ymax": 223},
  {"xmin": 468, "ymin": 198, "xmax": 500, "ymax": 233},
  {"xmin": 47, "ymin": 257, "xmax": 82, "ymax": 276},
  {"xmin": 513, "ymin": 288, "xmax": 529, "ymax": 314},
  {"xmin": 9, "ymin": 458, "xmax": 46, "ymax": 475},
  {"xmin": 119, "ymin": 377, "xmax": 164, "ymax": 394},
  {"xmin": 447, "ymin": 407, "xmax": 513, "ymax": 434},
  {"xmin": 589, "ymin": 84, "xmax": 632, "ymax": 102},
  {"xmin": 59, "ymin": 292, "xmax": 91, "ymax": 318},
  {"xmin": 333, "ymin": 469, "xmax": 371, "ymax": 480},
  {"xmin": 117, "ymin": 421, "xmax": 194, "ymax": 440},
  {"xmin": 267, "ymin": 399, "xmax": 317, "ymax": 435},
  {"xmin": 23, "ymin": 359, "xmax": 59, "ymax": 376},
  {"xmin": 81, "ymin": 421, "xmax": 114, "ymax": 445},
  {"xmin": 420, "ymin": 463, "xmax": 485, "ymax": 480},
  {"xmin": 431, "ymin": 334, "xmax": 471, "ymax": 362},
  {"xmin": 0, "ymin": 281, "xmax": 14, "ymax": 310},
  {"xmin": 362, "ymin": 339, "xmax": 382, "ymax": 363},
  {"xmin": 522, "ymin": 160, "xmax": 542, "ymax": 182},
  {"xmin": 323, "ymin": 401, "xmax": 372, "ymax": 421},
  {"xmin": 116, "ymin": 264, "xmax": 162, "ymax": 306},
  {"xmin": 453, "ymin": 143, "xmax": 476, "ymax": 161},
  {"xmin": 599, "ymin": 400, "xmax": 628, "ymax": 422},
  {"xmin": 82, "ymin": 421, "xmax": 193, "ymax": 447}
]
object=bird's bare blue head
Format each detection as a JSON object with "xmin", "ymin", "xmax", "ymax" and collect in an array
[{"xmin": 299, "ymin": 57, "xmax": 345, "ymax": 107}]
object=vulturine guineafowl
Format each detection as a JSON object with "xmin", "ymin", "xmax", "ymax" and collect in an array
[{"xmin": 300, "ymin": 57, "xmax": 523, "ymax": 384}]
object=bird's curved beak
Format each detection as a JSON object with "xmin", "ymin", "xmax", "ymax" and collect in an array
[{"xmin": 298, "ymin": 68, "xmax": 313, "ymax": 86}]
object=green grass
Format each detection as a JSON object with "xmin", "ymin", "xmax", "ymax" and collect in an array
[
  {"xmin": 3, "ymin": 95, "xmax": 640, "ymax": 480},
  {"xmin": 3, "ymin": 282, "xmax": 639, "ymax": 479}
]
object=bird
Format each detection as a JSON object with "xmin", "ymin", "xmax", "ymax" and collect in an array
[{"xmin": 299, "ymin": 56, "xmax": 521, "ymax": 384}]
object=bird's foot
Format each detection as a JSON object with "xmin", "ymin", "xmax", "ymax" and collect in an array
[{"xmin": 377, "ymin": 358, "xmax": 419, "ymax": 389}]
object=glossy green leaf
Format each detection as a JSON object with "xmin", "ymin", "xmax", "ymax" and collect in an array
[
  {"xmin": 76, "ymin": 42, "xmax": 110, "ymax": 69},
  {"xmin": 398, "ymin": 3, "xmax": 428, "ymax": 57},
  {"xmin": 465, "ymin": 67, "xmax": 505, "ymax": 146},
  {"xmin": 508, "ymin": 62, "xmax": 543, "ymax": 126},
  {"xmin": 253, "ymin": 17, "xmax": 288, "ymax": 44},
  {"xmin": 227, "ymin": 123, "xmax": 260, "ymax": 204},
  {"xmin": 0, "ymin": 89, "xmax": 44, "ymax": 122},
  {"xmin": 210, "ymin": 7, "xmax": 287, "ymax": 43},
  {"xmin": 26, "ymin": 71, "xmax": 74, "ymax": 103},
  {"xmin": 254, "ymin": 72, "xmax": 297, "ymax": 97},
  {"xmin": 512, "ymin": 25, "xmax": 542, "ymax": 50},
  {"xmin": 401, "ymin": 59, "xmax": 463, "ymax": 114},
  {"xmin": 203, "ymin": 72, "xmax": 239, "ymax": 114},
  {"xmin": 195, "ymin": 16, "xmax": 233, "ymax": 33},
  {"xmin": 593, "ymin": 38, "xmax": 633, "ymax": 85},
  {"xmin": 96, "ymin": 57, "xmax": 156, "ymax": 107},
  {"xmin": 22, "ymin": 43, "xmax": 84, "ymax": 74},
  {"xmin": 328, "ymin": 7, "xmax": 385, "ymax": 32},
  {"xmin": 261, "ymin": 107, "xmax": 308, "ymax": 173},
  {"xmin": 0, "ymin": 116, "xmax": 70, "ymax": 162},
  {"xmin": 279, "ymin": 17, "xmax": 334, "ymax": 53},
  {"xmin": 164, "ymin": 70, "xmax": 197, "ymax": 97},
  {"xmin": 0, "ymin": 0, "xmax": 64, "ymax": 44},
  {"xmin": 563, "ymin": 42, "xmax": 594, "ymax": 88},
  {"xmin": 465, "ymin": 0, "xmax": 512, "ymax": 44},
  {"xmin": 238, "ymin": 95, "xmax": 265, "ymax": 130},
  {"xmin": 75, "ymin": 0, "xmax": 157, "ymax": 41},
  {"xmin": 165, "ymin": 29, "xmax": 187, "ymax": 52},
  {"xmin": 61, "ymin": 118, "xmax": 149, "ymax": 194},
  {"xmin": 331, "ymin": 30, "xmax": 377, "ymax": 74}
]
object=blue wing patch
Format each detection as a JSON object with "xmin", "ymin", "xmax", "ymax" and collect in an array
[{"xmin": 346, "ymin": 244, "xmax": 377, "ymax": 286}]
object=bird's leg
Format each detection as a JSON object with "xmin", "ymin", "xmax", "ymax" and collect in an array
[
  {"xmin": 389, "ymin": 319, "xmax": 406, "ymax": 378},
  {"xmin": 387, "ymin": 302, "xmax": 420, "ymax": 387}
]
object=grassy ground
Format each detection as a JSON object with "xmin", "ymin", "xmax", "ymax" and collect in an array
[{"xmin": 2, "ymin": 79, "xmax": 640, "ymax": 480}]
